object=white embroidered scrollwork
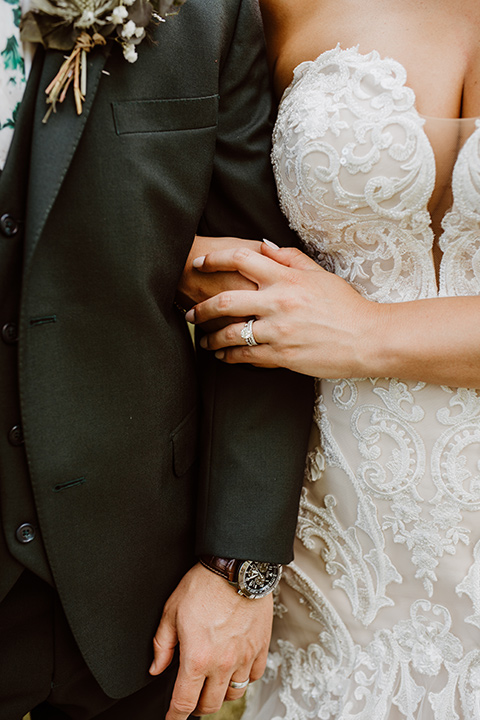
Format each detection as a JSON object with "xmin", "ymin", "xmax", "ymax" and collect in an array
[
  {"xmin": 440, "ymin": 122, "xmax": 480, "ymax": 297},
  {"xmin": 245, "ymin": 45, "xmax": 480, "ymax": 720}
]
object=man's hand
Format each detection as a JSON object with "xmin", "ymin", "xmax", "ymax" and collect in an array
[
  {"xmin": 176, "ymin": 235, "xmax": 261, "ymax": 310},
  {"xmin": 149, "ymin": 562, "xmax": 273, "ymax": 719}
]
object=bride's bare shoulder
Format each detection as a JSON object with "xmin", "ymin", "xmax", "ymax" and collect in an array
[
  {"xmin": 260, "ymin": 0, "xmax": 322, "ymax": 90},
  {"xmin": 260, "ymin": 0, "xmax": 297, "ymax": 42}
]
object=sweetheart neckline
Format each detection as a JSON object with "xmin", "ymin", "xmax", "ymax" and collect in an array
[{"xmin": 280, "ymin": 45, "xmax": 480, "ymax": 124}]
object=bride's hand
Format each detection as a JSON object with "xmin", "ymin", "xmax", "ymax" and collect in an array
[{"xmin": 186, "ymin": 242, "xmax": 384, "ymax": 378}]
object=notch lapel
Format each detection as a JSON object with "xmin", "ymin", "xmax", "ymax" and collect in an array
[{"xmin": 25, "ymin": 44, "xmax": 111, "ymax": 268}]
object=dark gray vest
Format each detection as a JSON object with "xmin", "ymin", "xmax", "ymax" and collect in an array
[{"xmin": 0, "ymin": 53, "xmax": 53, "ymax": 601}]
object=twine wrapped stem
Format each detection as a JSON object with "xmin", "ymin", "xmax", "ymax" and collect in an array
[{"xmin": 43, "ymin": 31, "xmax": 106, "ymax": 123}]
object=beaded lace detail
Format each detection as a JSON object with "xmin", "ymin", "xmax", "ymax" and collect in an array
[
  {"xmin": 244, "ymin": 47, "xmax": 480, "ymax": 720},
  {"xmin": 272, "ymin": 45, "xmax": 480, "ymax": 301}
]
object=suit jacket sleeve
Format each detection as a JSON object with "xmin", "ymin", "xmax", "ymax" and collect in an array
[{"xmin": 195, "ymin": 0, "xmax": 315, "ymax": 564}]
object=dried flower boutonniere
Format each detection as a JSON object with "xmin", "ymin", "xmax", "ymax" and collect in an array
[{"xmin": 20, "ymin": 0, "xmax": 186, "ymax": 121}]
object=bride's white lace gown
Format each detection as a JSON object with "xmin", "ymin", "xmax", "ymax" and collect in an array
[{"xmin": 244, "ymin": 47, "xmax": 480, "ymax": 720}]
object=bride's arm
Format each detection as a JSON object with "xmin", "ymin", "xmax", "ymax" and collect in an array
[{"xmin": 185, "ymin": 243, "xmax": 480, "ymax": 388}]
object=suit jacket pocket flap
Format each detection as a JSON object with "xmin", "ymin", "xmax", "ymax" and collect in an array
[
  {"xmin": 112, "ymin": 95, "xmax": 219, "ymax": 135},
  {"xmin": 171, "ymin": 407, "xmax": 198, "ymax": 477}
]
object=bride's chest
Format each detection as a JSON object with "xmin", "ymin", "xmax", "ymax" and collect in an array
[{"xmin": 272, "ymin": 47, "xmax": 480, "ymax": 302}]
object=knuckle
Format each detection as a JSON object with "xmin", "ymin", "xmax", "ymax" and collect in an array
[
  {"xmin": 232, "ymin": 247, "xmax": 252, "ymax": 263},
  {"xmin": 274, "ymin": 319, "xmax": 292, "ymax": 338},
  {"xmin": 189, "ymin": 655, "xmax": 209, "ymax": 674},
  {"xmin": 250, "ymin": 667, "xmax": 265, "ymax": 682},
  {"xmin": 217, "ymin": 292, "xmax": 232, "ymax": 311},
  {"xmin": 217, "ymin": 656, "xmax": 236, "ymax": 675},
  {"xmin": 285, "ymin": 269, "xmax": 303, "ymax": 287},
  {"xmin": 197, "ymin": 705, "xmax": 222, "ymax": 716},
  {"xmin": 170, "ymin": 699, "xmax": 196, "ymax": 715},
  {"xmin": 239, "ymin": 346, "xmax": 255, "ymax": 361},
  {"xmin": 224, "ymin": 325, "xmax": 238, "ymax": 343},
  {"xmin": 277, "ymin": 294, "xmax": 299, "ymax": 313}
]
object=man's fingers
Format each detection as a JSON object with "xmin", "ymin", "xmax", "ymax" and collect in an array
[
  {"xmin": 166, "ymin": 669, "xmax": 206, "ymax": 720},
  {"xmin": 194, "ymin": 676, "xmax": 233, "ymax": 716},
  {"xmin": 249, "ymin": 646, "xmax": 269, "ymax": 682},
  {"xmin": 223, "ymin": 667, "xmax": 253, "ymax": 702},
  {"xmin": 149, "ymin": 611, "xmax": 178, "ymax": 676}
]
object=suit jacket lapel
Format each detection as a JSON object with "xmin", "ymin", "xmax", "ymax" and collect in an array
[{"xmin": 25, "ymin": 44, "xmax": 111, "ymax": 267}]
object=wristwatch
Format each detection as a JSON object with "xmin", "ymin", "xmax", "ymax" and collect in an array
[{"xmin": 200, "ymin": 555, "xmax": 282, "ymax": 599}]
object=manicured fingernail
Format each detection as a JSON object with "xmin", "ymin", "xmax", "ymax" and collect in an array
[
  {"xmin": 185, "ymin": 308, "xmax": 195, "ymax": 323},
  {"xmin": 263, "ymin": 238, "xmax": 279, "ymax": 249},
  {"xmin": 199, "ymin": 336, "xmax": 207, "ymax": 348},
  {"xmin": 215, "ymin": 350, "xmax": 225, "ymax": 360},
  {"xmin": 192, "ymin": 256, "xmax": 206, "ymax": 268}
]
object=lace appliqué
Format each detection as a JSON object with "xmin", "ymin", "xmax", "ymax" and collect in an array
[
  {"xmin": 273, "ymin": 46, "xmax": 480, "ymax": 303},
  {"xmin": 259, "ymin": 45, "xmax": 480, "ymax": 720},
  {"xmin": 262, "ymin": 568, "xmax": 480, "ymax": 720},
  {"xmin": 440, "ymin": 123, "xmax": 480, "ymax": 297}
]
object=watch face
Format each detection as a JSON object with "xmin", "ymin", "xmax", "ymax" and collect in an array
[{"xmin": 237, "ymin": 561, "xmax": 282, "ymax": 599}]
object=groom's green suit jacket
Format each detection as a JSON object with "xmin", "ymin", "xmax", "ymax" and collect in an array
[{"xmin": 0, "ymin": 0, "xmax": 314, "ymax": 699}]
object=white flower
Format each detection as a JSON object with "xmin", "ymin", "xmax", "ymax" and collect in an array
[
  {"xmin": 135, "ymin": 26, "xmax": 145, "ymax": 38},
  {"xmin": 75, "ymin": 9, "xmax": 95, "ymax": 27},
  {"xmin": 122, "ymin": 0, "xmax": 136, "ymax": 5},
  {"xmin": 110, "ymin": 5, "xmax": 128, "ymax": 23},
  {"xmin": 121, "ymin": 19, "xmax": 136, "ymax": 38},
  {"xmin": 122, "ymin": 42, "xmax": 138, "ymax": 63}
]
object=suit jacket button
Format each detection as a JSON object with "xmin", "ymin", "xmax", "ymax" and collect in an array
[
  {"xmin": 15, "ymin": 523, "xmax": 36, "ymax": 543},
  {"xmin": 0, "ymin": 214, "xmax": 19, "ymax": 237},
  {"xmin": 2, "ymin": 322, "xmax": 18, "ymax": 345},
  {"xmin": 8, "ymin": 425, "xmax": 24, "ymax": 446}
]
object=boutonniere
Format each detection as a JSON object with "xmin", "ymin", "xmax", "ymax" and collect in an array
[{"xmin": 20, "ymin": 0, "xmax": 186, "ymax": 122}]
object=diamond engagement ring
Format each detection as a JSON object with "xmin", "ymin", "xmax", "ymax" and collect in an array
[
  {"xmin": 240, "ymin": 319, "xmax": 259, "ymax": 346},
  {"xmin": 229, "ymin": 678, "xmax": 250, "ymax": 689}
]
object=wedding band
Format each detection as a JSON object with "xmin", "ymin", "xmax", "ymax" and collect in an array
[
  {"xmin": 229, "ymin": 678, "xmax": 250, "ymax": 689},
  {"xmin": 240, "ymin": 319, "xmax": 259, "ymax": 347}
]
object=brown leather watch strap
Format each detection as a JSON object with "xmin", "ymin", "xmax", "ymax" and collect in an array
[{"xmin": 199, "ymin": 555, "xmax": 241, "ymax": 583}]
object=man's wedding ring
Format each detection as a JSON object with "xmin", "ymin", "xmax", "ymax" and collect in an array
[
  {"xmin": 229, "ymin": 678, "xmax": 250, "ymax": 689},
  {"xmin": 241, "ymin": 319, "xmax": 258, "ymax": 346}
]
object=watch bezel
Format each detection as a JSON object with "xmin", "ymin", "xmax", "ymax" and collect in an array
[{"xmin": 236, "ymin": 560, "xmax": 282, "ymax": 599}]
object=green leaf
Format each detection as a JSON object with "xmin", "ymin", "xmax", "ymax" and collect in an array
[
  {"xmin": 1, "ymin": 36, "xmax": 25, "ymax": 72},
  {"xmin": 2, "ymin": 103, "xmax": 21, "ymax": 129},
  {"xmin": 13, "ymin": 5, "xmax": 22, "ymax": 26}
]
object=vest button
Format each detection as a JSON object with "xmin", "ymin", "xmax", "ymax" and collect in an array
[
  {"xmin": 8, "ymin": 425, "xmax": 24, "ymax": 446},
  {"xmin": 15, "ymin": 523, "xmax": 36, "ymax": 544},
  {"xmin": 0, "ymin": 214, "xmax": 19, "ymax": 238},
  {"xmin": 1, "ymin": 322, "xmax": 18, "ymax": 345}
]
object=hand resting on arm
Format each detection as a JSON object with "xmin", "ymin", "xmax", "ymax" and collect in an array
[{"xmin": 185, "ymin": 242, "xmax": 480, "ymax": 388}]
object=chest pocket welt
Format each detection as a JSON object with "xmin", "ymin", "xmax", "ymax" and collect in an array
[{"xmin": 112, "ymin": 95, "xmax": 219, "ymax": 135}]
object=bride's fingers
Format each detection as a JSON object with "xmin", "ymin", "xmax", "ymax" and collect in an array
[
  {"xmin": 193, "ymin": 246, "xmax": 288, "ymax": 286},
  {"xmin": 186, "ymin": 290, "xmax": 267, "ymax": 324},
  {"xmin": 200, "ymin": 319, "xmax": 267, "ymax": 351},
  {"xmin": 261, "ymin": 243, "xmax": 320, "ymax": 271},
  {"xmin": 214, "ymin": 343, "xmax": 278, "ymax": 368}
]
